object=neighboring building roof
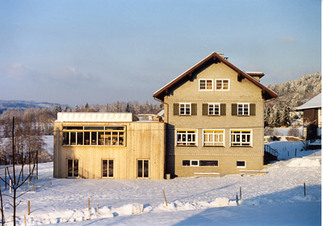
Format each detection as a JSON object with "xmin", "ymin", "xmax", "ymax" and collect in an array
[
  {"xmin": 153, "ymin": 52, "xmax": 278, "ymax": 101},
  {"xmin": 295, "ymin": 93, "xmax": 322, "ymax": 110},
  {"xmin": 56, "ymin": 112, "xmax": 133, "ymax": 122},
  {"xmin": 157, "ymin": 109, "xmax": 164, "ymax": 117}
]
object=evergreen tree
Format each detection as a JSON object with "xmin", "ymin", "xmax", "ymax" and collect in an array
[
  {"xmin": 274, "ymin": 110, "xmax": 281, "ymax": 127},
  {"xmin": 281, "ymin": 107, "xmax": 291, "ymax": 126}
]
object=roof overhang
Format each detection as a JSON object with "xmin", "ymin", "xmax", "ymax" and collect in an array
[{"xmin": 153, "ymin": 52, "xmax": 278, "ymax": 101}]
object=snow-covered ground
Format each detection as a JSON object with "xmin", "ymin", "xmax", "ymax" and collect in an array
[
  {"xmin": 273, "ymin": 127, "xmax": 303, "ymax": 137},
  {"xmin": 0, "ymin": 136, "xmax": 321, "ymax": 225},
  {"xmin": 43, "ymin": 135, "xmax": 54, "ymax": 157},
  {"xmin": 0, "ymin": 153, "xmax": 319, "ymax": 225},
  {"xmin": 266, "ymin": 141, "xmax": 321, "ymax": 160}
]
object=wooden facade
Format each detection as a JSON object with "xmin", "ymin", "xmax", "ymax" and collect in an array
[{"xmin": 54, "ymin": 113, "xmax": 165, "ymax": 179}]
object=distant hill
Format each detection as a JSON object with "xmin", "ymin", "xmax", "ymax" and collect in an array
[
  {"xmin": 0, "ymin": 100, "xmax": 61, "ymax": 114},
  {"xmin": 266, "ymin": 72, "xmax": 321, "ymax": 109}
]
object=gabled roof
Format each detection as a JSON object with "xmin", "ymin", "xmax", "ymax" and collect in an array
[
  {"xmin": 295, "ymin": 93, "xmax": 321, "ymax": 110},
  {"xmin": 153, "ymin": 52, "xmax": 278, "ymax": 101}
]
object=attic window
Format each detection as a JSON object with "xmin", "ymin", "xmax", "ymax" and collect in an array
[
  {"xmin": 199, "ymin": 79, "xmax": 213, "ymax": 91},
  {"xmin": 215, "ymin": 79, "xmax": 230, "ymax": 91}
]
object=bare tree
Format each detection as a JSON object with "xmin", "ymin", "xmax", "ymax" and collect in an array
[{"xmin": 0, "ymin": 117, "xmax": 37, "ymax": 226}]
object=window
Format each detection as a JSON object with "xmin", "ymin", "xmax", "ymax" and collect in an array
[
  {"xmin": 203, "ymin": 130, "xmax": 225, "ymax": 146},
  {"xmin": 236, "ymin": 161, "xmax": 246, "ymax": 168},
  {"xmin": 137, "ymin": 160, "xmax": 149, "ymax": 178},
  {"xmin": 62, "ymin": 126, "xmax": 125, "ymax": 146},
  {"xmin": 203, "ymin": 103, "xmax": 226, "ymax": 116},
  {"xmin": 200, "ymin": 160, "xmax": 218, "ymax": 166},
  {"xmin": 179, "ymin": 103, "xmax": 191, "ymax": 115},
  {"xmin": 199, "ymin": 79, "xmax": 213, "ymax": 91},
  {"xmin": 238, "ymin": 103, "xmax": 249, "ymax": 115},
  {"xmin": 232, "ymin": 103, "xmax": 256, "ymax": 116},
  {"xmin": 231, "ymin": 130, "xmax": 252, "ymax": 146},
  {"xmin": 174, "ymin": 103, "xmax": 197, "ymax": 115},
  {"xmin": 208, "ymin": 103, "xmax": 220, "ymax": 115},
  {"xmin": 67, "ymin": 159, "xmax": 79, "ymax": 178},
  {"xmin": 182, "ymin": 160, "xmax": 218, "ymax": 167},
  {"xmin": 177, "ymin": 130, "xmax": 197, "ymax": 146},
  {"xmin": 102, "ymin": 160, "xmax": 114, "ymax": 178},
  {"xmin": 215, "ymin": 79, "xmax": 229, "ymax": 90}
]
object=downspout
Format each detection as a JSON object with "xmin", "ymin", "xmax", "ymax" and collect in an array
[{"xmin": 153, "ymin": 97, "xmax": 169, "ymax": 123}]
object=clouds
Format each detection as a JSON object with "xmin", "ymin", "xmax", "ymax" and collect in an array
[
  {"xmin": 5, "ymin": 63, "xmax": 34, "ymax": 79},
  {"xmin": 280, "ymin": 35, "xmax": 296, "ymax": 43},
  {"xmin": 4, "ymin": 63, "xmax": 98, "ymax": 83},
  {"xmin": 51, "ymin": 66, "xmax": 98, "ymax": 82}
]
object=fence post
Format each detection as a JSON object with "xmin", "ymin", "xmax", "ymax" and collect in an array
[
  {"xmin": 5, "ymin": 168, "xmax": 7, "ymax": 190},
  {"xmin": 304, "ymin": 183, "xmax": 306, "ymax": 197},
  {"xmin": 28, "ymin": 200, "xmax": 30, "ymax": 215},
  {"xmin": 162, "ymin": 189, "xmax": 168, "ymax": 206},
  {"xmin": 88, "ymin": 198, "xmax": 90, "ymax": 211},
  {"xmin": 239, "ymin": 186, "xmax": 242, "ymax": 200},
  {"xmin": 236, "ymin": 194, "xmax": 239, "ymax": 206}
]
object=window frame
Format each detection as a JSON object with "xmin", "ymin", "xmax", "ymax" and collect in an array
[
  {"xmin": 208, "ymin": 103, "xmax": 221, "ymax": 116},
  {"xmin": 67, "ymin": 159, "xmax": 79, "ymax": 178},
  {"xmin": 179, "ymin": 103, "xmax": 191, "ymax": 115},
  {"xmin": 137, "ymin": 159, "xmax": 150, "ymax": 178},
  {"xmin": 102, "ymin": 159, "xmax": 114, "ymax": 178},
  {"xmin": 176, "ymin": 129, "xmax": 198, "ymax": 147},
  {"xmin": 215, "ymin": 79, "xmax": 230, "ymax": 91},
  {"xmin": 182, "ymin": 160, "xmax": 219, "ymax": 167},
  {"xmin": 199, "ymin": 79, "xmax": 213, "ymax": 91},
  {"xmin": 237, "ymin": 103, "xmax": 250, "ymax": 116},
  {"xmin": 62, "ymin": 126, "xmax": 126, "ymax": 146},
  {"xmin": 203, "ymin": 129, "xmax": 225, "ymax": 147},
  {"xmin": 230, "ymin": 129, "xmax": 252, "ymax": 147},
  {"xmin": 236, "ymin": 160, "xmax": 246, "ymax": 168}
]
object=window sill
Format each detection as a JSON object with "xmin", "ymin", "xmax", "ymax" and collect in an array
[
  {"xmin": 203, "ymin": 145, "xmax": 225, "ymax": 147},
  {"xmin": 176, "ymin": 145, "xmax": 198, "ymax": 147},
  {"xmin": 230, "ymin": 145, "xmax": 252, "ymax": 148}
]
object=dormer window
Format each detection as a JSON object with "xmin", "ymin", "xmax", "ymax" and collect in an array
[
  {"xmin": 215, "ymin": 79, "xmax": 230, "ymax": 91},
  {"xmin": 199, "ymin": 79, "xmax": 213, "ymax": 91}
]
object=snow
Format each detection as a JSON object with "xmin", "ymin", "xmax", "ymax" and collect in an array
[
  {"xmin": 272, "ymin": 127, "xmax": 303, "ymax": 137},
  {"xmin": 42, "ymin": 135, "xmax": 53, "ymax": 156},
  {"xmin": 266, "ymin": 141, "xmax": 321, "ymax": 160},
  {"xmin": 0, "ymin": 140, "xmax": 321, "ymax": 225},
  {"xmin": 295, "ymin": 93, "xmax": 321, "ymax": 110}
]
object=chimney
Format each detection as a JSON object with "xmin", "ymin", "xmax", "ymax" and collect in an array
[{"xmin": 219, "ymin": 53, "xmax": 228, "ymax": 60}]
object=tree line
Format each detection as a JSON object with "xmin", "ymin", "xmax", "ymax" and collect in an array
[{"xmin": 0, "ymin": 101, "xmax": 163, "ymax": 164}]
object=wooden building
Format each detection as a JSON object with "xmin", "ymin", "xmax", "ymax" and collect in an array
[
  {"xmin": 54, "ymin": 113, "xmax": 165, "ymax": 179},
  {"xmin": 296, "ymin": 94, "xmax": 321, "ymax": 141}
]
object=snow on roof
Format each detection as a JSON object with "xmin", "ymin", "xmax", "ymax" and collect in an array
[
  {"xmin": 56, "ymin": 112, "xmax": 133, "ymax": 122},
  {"xmin": 157, "ymin": 109, "xmax": 164, "ymax": 117},
  {"xmin": 295, "ymin": 93, "xmax": 321, "ymax": 110}
]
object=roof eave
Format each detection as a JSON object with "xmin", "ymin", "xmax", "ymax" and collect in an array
[{"xmin": 153, "ymin": 52, "xmax": 278, "ymax": 101}]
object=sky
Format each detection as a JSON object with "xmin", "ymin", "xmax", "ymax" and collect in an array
[{"xmin": 0, "ymin": 0, "xmax": 321, "ymax": 106}]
